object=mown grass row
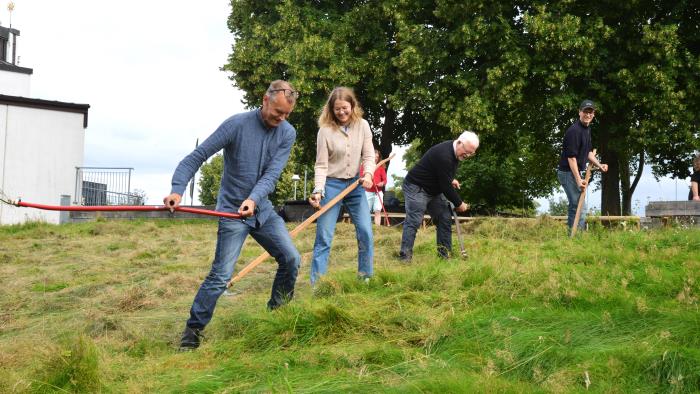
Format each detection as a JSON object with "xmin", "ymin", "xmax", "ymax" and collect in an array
[{"xmin": 0, "ymin": 218, "xmax": 699, "ymax": 392}]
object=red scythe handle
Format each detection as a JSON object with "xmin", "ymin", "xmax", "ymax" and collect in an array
[{"xmin": 12, "ymin": 200, "xmax": 242, "ymax": 219}]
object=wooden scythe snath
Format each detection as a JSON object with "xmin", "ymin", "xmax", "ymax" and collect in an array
[{"xmin": 571, "ymin": 149, "xmax": 596, "ymax": 237}]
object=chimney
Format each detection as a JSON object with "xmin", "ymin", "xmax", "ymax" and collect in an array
[{"xmin": 0, "ymin": 24, "xmax": 19, "ymax": 65}]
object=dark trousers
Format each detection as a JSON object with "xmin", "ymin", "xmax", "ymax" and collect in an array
[{"xmin": 399, "ymin": 181, "xmax": 452, "ymax": 259}]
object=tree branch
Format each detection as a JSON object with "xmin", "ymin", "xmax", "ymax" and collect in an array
[{"xmin": 630, "ymin": 151, "xmax": 645, "ymax": 196}]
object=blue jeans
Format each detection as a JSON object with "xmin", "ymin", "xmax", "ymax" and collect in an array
[
  {"xmin": 399, "ymin": 181, "xmax": 452, "ymax": 260},
  {"xmin": 310, "ymin": 177, "xmax": 373, "ymax": 284},
  {"xmin": 187, "ymin": 214, "xmax": 300, "ymax": 329},
  {"xmin": 557, "ymin": 169, "xmax": 586, "ymax": 231}
]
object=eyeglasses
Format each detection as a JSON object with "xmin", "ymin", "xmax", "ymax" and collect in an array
[
  {"xmin": 267, "ymin": 88, "xmax": 299, "ymax": 99},
  {"xmin": 582, "ymin": 109, "xmax": 595, "ymax": 115}
]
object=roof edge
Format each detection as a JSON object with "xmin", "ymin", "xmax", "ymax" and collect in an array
[
  {"xmin": 0, "ymin": 62, "xmax": 33, "ymax": 75},
  {"xmin": 0, "ymin": 94, "xmax": 90, "ymax": 128}
]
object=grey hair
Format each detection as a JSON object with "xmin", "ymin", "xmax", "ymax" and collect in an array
[
  {"xmin": 457, "ymin": 130, "xmax": 479, "ymax": 147},
  {"xmin": 265, "ymin": 80, "xmax": 296, "ymax": 105}
]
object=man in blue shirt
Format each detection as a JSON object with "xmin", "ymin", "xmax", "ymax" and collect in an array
[
  {"xmin": 557, "ymin": 99, "xmax": 608, "ymax": 233},
  {"xmin": 164, "ymin": 80, "xmax": 301, "ymax": 350}
]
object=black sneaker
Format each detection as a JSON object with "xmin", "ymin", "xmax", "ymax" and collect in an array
[
  {"xmin": 179, "ymin": 326, "xmax": 203, "ymax": 351},
  {"xmin": 395, "ymin": 251, "xmax": 412, "ymax": 263},
  {"xmin": 437, "ymin": 246, "xmax": 451, "ymax": 260}
]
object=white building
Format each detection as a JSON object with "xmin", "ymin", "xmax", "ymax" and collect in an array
[{"xmin": 0, "ymin": 23, "xmax": 89, "ymax": 224}]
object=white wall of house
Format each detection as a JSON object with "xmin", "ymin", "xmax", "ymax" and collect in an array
[
  {"xmin": 0, "ymin": 69, "xmax": 30, "ymax": 97},
  {"xmin": 0, "ymin": 105, "xmax": 85, "ymax": 224}
]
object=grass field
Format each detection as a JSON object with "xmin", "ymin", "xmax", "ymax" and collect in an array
[{"xmin": 0, "ymin": 217, "xmax": 699, "ymax": 393}]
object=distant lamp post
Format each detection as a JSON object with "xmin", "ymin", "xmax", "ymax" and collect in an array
[{"xmin": 291, "ymin": 174, "xmax": 301, "ymax": 200}]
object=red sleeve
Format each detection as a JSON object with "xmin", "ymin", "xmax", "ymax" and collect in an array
[{"xmin": 373, "ymin": 166, "xmax": 386, "ymax": 184}]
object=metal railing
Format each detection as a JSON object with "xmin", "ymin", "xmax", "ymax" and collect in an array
[{"xmin": 74, "ymin": 167, "xmax": 140, "ymax": 206}]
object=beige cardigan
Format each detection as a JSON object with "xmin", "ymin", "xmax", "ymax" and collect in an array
[{"xmin": 313, "ymin": 118, "xmax": 375, "ymax": 193}]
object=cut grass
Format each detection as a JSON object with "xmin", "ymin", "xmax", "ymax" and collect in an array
[{"xmin": 0, "ymin": 218, "xmax": 699, "ymax": 392}]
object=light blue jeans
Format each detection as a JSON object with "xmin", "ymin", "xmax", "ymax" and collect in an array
[
  {"xmin": 557, "ymin": 169, "xmax": 586, "ymax": 231},
  {"xmin": 310, "ymin": 177, "xmax": 373, "ymax": 284},
  {"xmin": 186, "ymin": 214, "xmax": 300, "ymax": 329},
  {"xmin": 365, "ymin": 190, "xmax": 382, "ymax": 213}
]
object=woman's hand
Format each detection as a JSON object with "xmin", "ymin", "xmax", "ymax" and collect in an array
[
  {"xmin": 309, "ymin": 192, "xmax": 322, "ymax": 209},
  {"xmin": 361, "ymin": 173, "xmax": 373, "ymax": 189}
]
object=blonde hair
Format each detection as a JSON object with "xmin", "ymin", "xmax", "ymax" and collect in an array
[
  {"xmin": 265, "ymin": 80, "xmax": 297, "ymax": 105},
  {"xmin": 318, "ymin": 87, "xmax": 364, "ymax": 128},
  {"xmin": 693, "ymin": 155, "xmax": 700, "ymax": 172}
]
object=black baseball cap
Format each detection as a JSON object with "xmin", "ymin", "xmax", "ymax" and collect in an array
[{"xmin": 579, "ymin": 99, "xmax": 596, "ymax": 111}]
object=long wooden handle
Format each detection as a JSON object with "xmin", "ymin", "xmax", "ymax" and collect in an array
[
  {"xmin": 571, "ymin": 149, "xmax": 596, "ymax": 237},
  {"xmin": 227, "ymin": 153, "xmax": 395, "ymax": 287}
]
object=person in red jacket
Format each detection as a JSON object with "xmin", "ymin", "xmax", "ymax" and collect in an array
[{"xmin": 360, "ymin": 151, "xmax": 388, "ymax": 225}]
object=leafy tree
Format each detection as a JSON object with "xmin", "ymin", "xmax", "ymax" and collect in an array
[
  {"xmin": 225, "ymin": 1, "xmax": 699, "ymax": 214},
  {"xmin": 226, "ymin": 0, "xmax": 398, "ymax": 165},
  {"xmin": 548, "ymin": 197, "xmax": 568, "ymax": 216},
  {"xmin": 198, "ymin": 154, "xmax": 223, "ymax": 205},
  {"xmin": 391, "ymin": 1, "xmax": 699, "ymax": 215},
  {"xmin": 522, "ymin": 1, "xmax": 700, "ymax": 215}
]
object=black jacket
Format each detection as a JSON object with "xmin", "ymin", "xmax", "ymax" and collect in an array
[
  {"xmin": 558, "ymin": 120, "xmax": 592, "ymax": 172},
  {"xmin": 405, "ymin": 141, "xmax": 463, "ymax": 207}
]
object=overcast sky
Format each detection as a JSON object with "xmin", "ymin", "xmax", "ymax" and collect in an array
[{"xmin": 1, "ymin": 1, "xmax": 689, "ymax": 214}]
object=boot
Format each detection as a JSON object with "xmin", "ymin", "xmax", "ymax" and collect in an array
[{"xmin": 179, "ymin": 326, "xmax": 203, "ymax": 351}]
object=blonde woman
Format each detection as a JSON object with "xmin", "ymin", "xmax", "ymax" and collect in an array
[{"xmin": 308, "ymin": 87, "xmax": 375, "ymax": 285}]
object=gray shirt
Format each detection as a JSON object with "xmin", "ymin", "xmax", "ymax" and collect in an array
[{"xmin": 170, "ymin": 108, "xmax": 296, "ymax": 227}]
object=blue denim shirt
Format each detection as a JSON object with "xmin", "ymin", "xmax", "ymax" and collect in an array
[{"xmin": 171, "ymin": 109, "xmax": 296, "ymax": 227}]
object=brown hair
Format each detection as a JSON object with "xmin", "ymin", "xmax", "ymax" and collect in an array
[
  {"xmin": 374, "ymin": 149, "xmax": 386, "ymax": 168},
  {"xmin": 318, "ymin": 87, "xmax": 364, "ymax": 128},
  {"xmin": 693, "ymin": 155, "xmax": 700, "ymax": 172}
]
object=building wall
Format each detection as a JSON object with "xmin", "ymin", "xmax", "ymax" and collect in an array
[
  {"xmin": 0, "ymin": 69, "xmax": 30, "ymax": 96},
  {"xmin": 0, "ymin": 105, "xmax": 85, "ymax": 224}
]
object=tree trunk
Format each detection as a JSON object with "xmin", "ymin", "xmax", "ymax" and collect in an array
[
  {"xmin": 621, "ymin": 151, "xmax": 644, "ymax": 215},
  {"xmin": 379, "ymin": 103, "xmax": 396, "ymax": 169},
  {"xmin": 620, "ymin": 157, "xmax": 631, "ymax": 215},
  {"xmin": 601, "ymin": 149, "xmax": 621, "ymax": 215},
  {"xmin": 597, "ymin": 114, "xmax": 622, "ymax": 216}
]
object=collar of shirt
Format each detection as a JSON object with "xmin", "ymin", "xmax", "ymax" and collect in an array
[
  {"xmin": 577, "ymin": 119, "xmax": 591, "ymax": 130},
  {"xmin": 256, "ymin": 108, "xmax": 276, "ymax": 131},
  {"xmin": 452, "ymin": 140, "xmax": 459, "ymax": 159}
]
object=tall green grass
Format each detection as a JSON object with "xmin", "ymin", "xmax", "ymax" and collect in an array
[{"xmin": 0, "ymin": 218, "xmax": 699, "ymax": 392}]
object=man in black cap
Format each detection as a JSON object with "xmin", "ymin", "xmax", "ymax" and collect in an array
[{"xmin": 556, "ymin": 100, "xmax": 608, "ymax": 233}]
